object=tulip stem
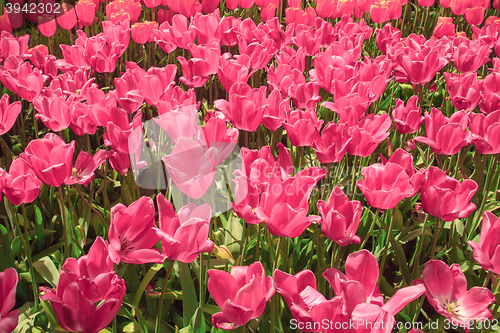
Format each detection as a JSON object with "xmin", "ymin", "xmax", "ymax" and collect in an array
[
  {"xmin": 273, "ymin": 237, "xmax": 283, "ymax": 272},
  {"xmin": 360, "ymin": 209, "xmax": 380, "ymax": 250},
  {"xmin": 75, "ymin": 184, "xmax": 108, "ymax": 230},
  {"xmin": 57, "ymin": 186, "xmax": 70, "ymax": 261},
  {"xmin": 411, "ymin": 213, "xmax": 429, "ymax": 278},
  {"xmin": 430, "ymin": 218, "xmax": 442, "ymax": 259},
  {"xmin": 379, "ymin": 209, "xmax": 394, "ymax": 278},
  {"xmin": 155, "ymin": 260, "xmax": 175, "ymax": 333}
]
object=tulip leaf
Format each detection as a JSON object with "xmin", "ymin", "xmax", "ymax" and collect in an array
[
  {"xmin": 190, "ymin": 307, "xmax": 206, "ymax": 333},
  {"xmin": 32, "ymin": 256, "xmax": 59, "ymax": 288},
  {"xmin": 179, "ymin": 262, "xmax": 198, "ymax": 328},
  {"xmin": 379, "ymin": 220, "xmax": 411, "ymax": 286},
  {"xmin": 131, "ymin": 264, "xmax": 163, "ymax": 317},
  {"xmin": 34, "ymin": 206, "xmax": 45, "ymax": 251},
  {"xmin": 0, "ymin": 224, "xmax": 15, "ymax": 268}
]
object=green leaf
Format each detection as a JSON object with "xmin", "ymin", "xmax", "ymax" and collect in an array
[
  {"xmin": 190, "ymin": 307, "xmax": 205, "ymax": 333},
  {"xmin": 32, "ymin": 256, "xmax": 59, "ymax": 288},
  {"xmin": 179, "ymin": 262, "xmax": 198, "ymax": 328},
  {"xmin": 34, "ymin": 206, "xmax": 45, "ymax": 251},
  {"xmin": 131, "ymin": 264, "xmax": 163, "ymax": 317}
]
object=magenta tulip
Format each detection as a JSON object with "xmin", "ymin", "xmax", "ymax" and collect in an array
[
  {"xmin": 468, "ymin": 212, "xmax": 500, "ymax": 274},
  {"xmin": 3, "ymin": 158, "xmax": 41, "ymax": 206},
  {"xmin": 0, "ymin": 268, "xmax": 19, "ymax": 333}
]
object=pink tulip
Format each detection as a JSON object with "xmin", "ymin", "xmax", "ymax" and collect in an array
[
  {"xmin": 202, "ymin": 0, "xmax": 221, "ymax": 12},
  {"xmin": 20, "ymin": 133, "xmax": 75, "ymax": 187},
  {"xmin": 357, "ymin": 158, "xmax": 422, "ymax": 210},
  {"xmin": 105, "ymin": 0, "xmax": 141, "ymax": 24},
  {"xmin": 318, "ymin": 186, "xmax": 362, "ymax": 246},
  {"xmin": 283, "ymin": 109, "xmax": 324, "ymax": 147},
  {"xmin": 40, "ymin": 238, "xmax": 126, "ymax": 333},
  {"xmin": 0, "ymin": 268, "xmax": 19, "ymax": 333},
  {"xmin": 162, "ymin": 138, "xmax": 215, "ymax": 199},
  {"xmin": 217, "ymin": 54, "xmax": 254, "ymax": 92},
  {"xmin": 56, "ymin": 3, "xmax": 77, "ymax": 30},
  {"xmin": 432, "ymin": 17, "xmax": 455, "ymax": 39},
  {"xmin": 103, "ymin": 108, "xmax": 142, "ymax": 154},
  {"xmin": 480, "ymin": 72, "xmax": 500, "ymax": 115},
  {"xmin": 312, "ymin": 122, "xmax": 352, "ymax": 164},
  {"xmin": 370, "ymin": 0, "xmax": 403, "ymax": 23},
  {"xmin": 420, "ymin": 166, "xmax": 477, "ymax": 221},
  {"xmin": 154, "ymin": 104, "xmax": 199, "ymax": 142},
  {"xmin": 203, "ymin": 116, "xmax": 239, "ymax": 167},
  {"xmin": 156, "ymin": 194, "xmax": 214, "ymax": 263},
  {"xmin": 414, "ymin": 260, "xmax": 495, "ymax": 329},
  {"xmin": 38, "ymin": 14, "xmax": 57, "ymax": 37},
  {"xmin": 65, "ymin": 150, "xmax": 113, "ymax": 187},
  {"xmin": 137, "ymin": 65, "xmax": 177, "ymax": 106},
  {"xmin": 131, "ymin": 21, "xmax": 158, "ymax": 44},
  {"xmin": 392, "ymin": 96, "xmax": 423, "ymax": 135},
  {"xmin": 275, "ymin": 47, "xmax": 306, "ymax": 73},
  {"xmin": 177, "ymin": 56, "xmax": 211, "ymax": 88},
  {"xmin": 160, "ymin": 14, "xmax": 196, "ymax": 49},
  {"xmin": 214, "ymin": 82, "xmax": 266, "ymax": 132},
  {"xmin": 207, "ymin": 262, "xmax": 275, "ymax": 330},
  {"xmin": 108, "ymin": 197, "xmax": 166, "ymax": 265},
  {"xmin": 394, "ymin": 46, "xmax": 448, "ymax": 85},
  {"xmin": 0, "ymin": 57, "xmax": 43, "ymax": 102},
  {"xmin": 322, "ymin": 93, "xmax": 370, "ymax": 127},
  {"xmin": 267, "ymin": 64, "xmax": 306, "ymax": 99},
  {"xmin": 190, "ymin": 11, "xmax": 221, "ymax": 45},
  {"xmin": 444, "ymin": 72, "xmax": 482, "ymax": 112},
  {"xmin": 274, "ymin": 269, "xmax": 347, "ymax": 332},
  {"xmin": 262, "ymin": 89, "xmax": 291, "ymax": 131},
  {"xmin": 290, "ymin": 82, "xmax": 322, "ymax": 110},
  {"xmin": 453, "ymin": 39, "xmax": 491, "ymax": 73},
  {"xmin": 75, "ymin": 0, "xmax": 96, "ymax": 27},
  {"xmin": 347, "ymin": 113, "xmax": 392, "ymax": 157},
  {"xmin": 0, "ymin": 93, "xmax": 21, "ymax": 135},
  {"xmin": 188, "ymin": 40, "xmax": 221, "ymax": 75},
  {"xmin": 114, "ymin": 72, "xmax": 144, "ymax": 114},
  {"xmin": 414, "ymin": 108, "xmax": 473, "ymax": 156},
  {"xmin": 33, "ymin": 89, "xmax": 74, "ymax": 132},
  {"xmin": 3, "ymin": 158, "xmax": 41, "ymax": 206},
  {"xmin": 0, "ymin": 32, "xmax": 29, "ymax": 61},
  {"xmin": 469, "ymin": 109, "xmax": 500, "ymax": 155},
  {"xmin": 376, "ymin": 23, "xmax": 401, "ymax": 55},
  {"xmin": 255, "ymin": 170, "xmax": 323, "ymax": 238},
  {"xmin": 468, "ymin": 212, "xmax": 500, "ymax": 274}
]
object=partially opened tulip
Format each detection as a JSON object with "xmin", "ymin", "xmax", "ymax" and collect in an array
[
  {"xmin": 0, "ymin": 268, "xmax": 19, "ymax": 333},
  {"xmin": 33, "ymin": 89, "xmax": 75, "ymax": 132},
  {"xmin": 3, "ymin": 158, "xmax": 41, "ymax": 206},
  {"xmin": 414, "ymin": 260, "xmax": 495, "ymax": 328},
  {"xmin": 414, "ymin": 108, "xmax": 473, "ymax": 156},
  {"xmin": 131, "ymin": 21, "xmax": 158, "ymax": 44},
  {"xmin": 312, "ymin": 122, "xmax": 352, "ymax": 164},
  {"xmin": 444, "ymin": 72, "xmax": 482, "ymax": 112},
  {"xmin": 420, "ymin": 166, "xmax": 477, "ymax": 221},
  {"xmin": 283, "ymin": 109, "xmax": 324, "ymax": 147},
  {"xmin": 0, "ymin": 93, "xmax": 21, "ymax": 135},
  {"xmin": 177, "ymin": 56, "xmax": 211, "ymax": 88},
  {"xmin": 65, "ymin": 150, "xmax": 114, "ymax": 186},
  {"xmin": 156, "ymin": 194, "xmax": 214, "ymax": 263},
  {"xmin": 469, "ymin": 109, "xmax": 500, "ymax": 155},
  {"xmin": 20, "ymin": 133, "xmax": 75, "ymax": 187},
  {"xmin": 0, "ymin": 57, "xmax": 43, "ymax": 102},
  {"xmin": 467, "ymin": 212, "xmax": 500, "ymax": 274},
  {"xmin": 317, "ymin": 186, "xmax": 362, "ymax": 246},
  {"xmin": 392, "ymin": 95, "xmax": 423, "ymax": 134},
  {"xmin": 347, "ymin": 113, "xmax": 392, "ymax": 157},
  {"xmin": 56, "ymin": 3, "xmax": 77, "ymax": 30},
  {"xmin": 207, "ymin": 262, "xmax": 275, "ymax": 330},
  {"xmin": 108, "ymin": 197, "xmax": 166, "ymax": 265}
]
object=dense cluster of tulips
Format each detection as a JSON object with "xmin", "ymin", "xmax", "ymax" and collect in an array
[{"xmin": 1, "ymin": 0, "xmax": 500, "ymax": 332}]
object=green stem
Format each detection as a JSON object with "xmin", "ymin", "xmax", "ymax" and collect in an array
[
  {"xmin": 430, "ymin": 218, "xmax": 443, "ymax": 259},
  {"xmin": 155, "ymin": 260, "xmax": 175, "ymax": 333},
  {"xmin": 411, "ymin": 213, "xmax": 429, "ymax": 277},
  {"xmin": 57, "ymin": 186, "xmax": 70, "ymax": 261},
  {"xmin": 359, "ymin": 209, "xmax": 380, "ymax": 250},
  {"xmin": 379, "ymin": 209, "xmax": 394, "ymax": 277}
]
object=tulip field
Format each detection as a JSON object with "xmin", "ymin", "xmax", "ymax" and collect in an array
[{"xmin": 2, "ymin": 0, "xmax": 500, "ymax": 332}]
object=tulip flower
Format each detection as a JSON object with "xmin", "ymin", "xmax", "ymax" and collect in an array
[
  {"xmin": 103, "ymin": 108, "xmax": 143, "ymax": 154},
  {"xmin": 40, "ymin": 246, "xmax": 126, "ymax": 333},
  {"xmin": 0, "ymin": 268, "xmax": 19, "ymax": 333},
  {"xmin": 188, "ymin": 40, "xmax": 221, "ymax": 75},
  {"xmin": 3, "ymin": 158, "xmax": 42, "ymax": 206},
  {"xmin": 392, "ymin": 95, "xmax": 424, "ymax": 134},
  {"xmin": 177, "ymin": 56, "xmax": 211, "ymax": 88},
  {"xmin": 202, "ymin": 116, "xmax": 239, "ymax": 167},
  {"xmin": 33, "ymin": 89, "xmax": 75, "ymax": 132},
  {"xmin": 131, "ymin": 21, "xmax": 158, "ymax": 44},
  {"xmin": 283, "ymin": 109, "xmax": 324, "ymax": 147},
  {"xmin": 312, "ymin": 122, "xmax": 352, "ymax": 164},
  {"xmin": 453, "ymin": 39, "xmax": 491, "ymax": 74},
  {"xmin": 108, "ymin": 197, "xmax": 166, "ymax": 265},
  {"xmin": 0, "ymin": 93, "xmax": 21, "ymax": 135},
  {"xmin": 467, "ymin": 212, "xmax": 500, "ymax": 274},
  {"xmin": 38, "ymin": 14, "xmax": 57, "ymax": 37},
  {"xmin": 65, "ymin": 150, "xmax": 114, "ymax": 187},
  {"xmin": 105, "ymin": 0, "xmax": 142, "ymax": 24},
  {"xmin": 156, "ymin": 194, "xmax": 214, "ymax": 263},
  {"xmin": 274, "ymin": 269, "xmax": 347, "ymax": 332},
  {"xmin": 414, "ymin": 108, "xmax": 473, "ymax": 156},
  {"xmin": 469, "ymin": 109, "xmax": 500, "ymax": 155},
  {"xmin": 394, "ymin": 47, "xmax": 448, "ymax": 85},
  {"xmin": 255, "ymin": 170, "xmax": 323, "ymax": 238},
  {"xmin": 432, "ymin": 17, "xmax": 456, "ymax": 39},
  {"xmin": 262, "ymin": 89, "xmax": 291, "ymax": 131},
  {"xmin": 217, "ymin": 54, "xmax": 254, "ymax": 92},
  {"xmin": 75, "ymin": 0, "xmax": 97, "ymax": 27},
  {"xmin": 56, "ymin": 3, "xmax": 77, "ymax": 30},
  {"xmin": 154, "ymin": 104, "xmax": 199, "ymax": 142},
  {"xmin": 20, "ymin": 133, "xmax": 75, "ymax": 188},
  {"xmin": 207, "ymin": 262, "xmax": 275, "ymax": 330},
  {"xmin": 347, "ymin": 113, "xmax": 392, "ymax": 157},
  {"xmin": 444, "ymin": 72, "xmax": 482, "ymax": 112},
  {"xmin": 414, "ymin": 260, "xmax": 495, "ymax": 328},
  {"xmin": 420, "ymin": 166, "xmax": 477, "ymax": 221},
  {"xmin": 317, "ymin": 186, "xmax": 362, "ymax": 246},
  {"xmin": 480, "ymin": 72, "xmax": 500, "ymax": 115},
  {"xmin": 357, "ymin": 159, "xmax": 422, "ymax": 210},
  {"xmin": 322, "ymin": 93, "xmax": 370, "ymax": 127},
  {"xmin": 0, "ymin": 57, "xmax": 43, "ymax": 102},
  {"xmin": 113, "ymin": 72, "xmax": 144, "ymax": 114},
  {"xmin": 137, "ymin": 65, "xmax": 177, "ymax": 106},
  {"xmin": 162, "ymin": 138, "xmax": 215, "ymax": 199},
  {"xmin": 214, "ymin": 82, "xmax": 267, "ymax": 132}
]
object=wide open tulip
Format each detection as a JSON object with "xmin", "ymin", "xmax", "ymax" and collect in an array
[
  {"xmin": 317, "ymin": 186, "xmax": 362, "ymax": 246},
  {"xmin": 33, "ymin": 89, "xmax": 75, "ymax": 132},
  {"xmin": 162, "ymin": 138, "xmax": 215, "ymax": 199},
  {"xmin": 312, "ymin": 122, "xmax": 352, "ymax": 164},
  {"xmin": 468, "ymin": 212, "xmax": 500, "ymax": 274},
  {"xmin": 156, "ymin": 194, "xmax": 214, "ymax": 263},
  {"xmin": 274, "ymin": 269, "xmax": 347, "ymax": 332},
  {"xmin": 40, "ymin": 269, "xmax": 125, "ymax": 333},
  {"xmin": 392, "ymin": 95, "xmax": 423, "ymax": 134},
  {"xmin": 108, "ymin": 197, "xmax": 166, "ymax": 265},
  {"xmin": 0, "ymin": 268, "xmax": 19, "ymax": 333},
  {"xmin": 214, "ymin": 82, "xmax": 266, "ymax": 132},
  {"xmin": 443, "ymin": 72, "xmax": 482, "ymax": 112},
  {"xmin": 0, "ymin": 93, "xmax": 21, "ymax": 135},
  {"xmin": 414, "ymin": 260, "xmax": 495, "ymax": 328},
  {"xmin": 207, "ymin": 262, "xmax": 275, "ymax": 330},
  {"xmin": 414, "ymin": 108, "xmax": 473, "ymax": 156},
  {"xmin": 20, "ymin": 133, "xmax": 75, "ymax": 187},
  {"xmin": 177, "ymin": 56, "xmax": 211, "ymax": 88},
  {"xmin": 469, "ymin": 109, "xmax": 500, "ymax": 154},
  {"xmin": 65, "ymin": 150, "xmax": 114, "ymax": 186},
  {"xmin": 357, "ymin": 161, "xmax": 422, "ymax": 210},
  {"xmin": 3, "ymin": 158, "xmax": 41, "ymax": 206},
  {"xmin": 255, "ymin": 170, "xmax": 323, "ymax": 238},
  {"xmin": 394, "ymin": 47, "xmax": 448, "ymax": 85},
  {"xmin": 420, "ymin": 166, "xmax": 477, "ymax": 221}
]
